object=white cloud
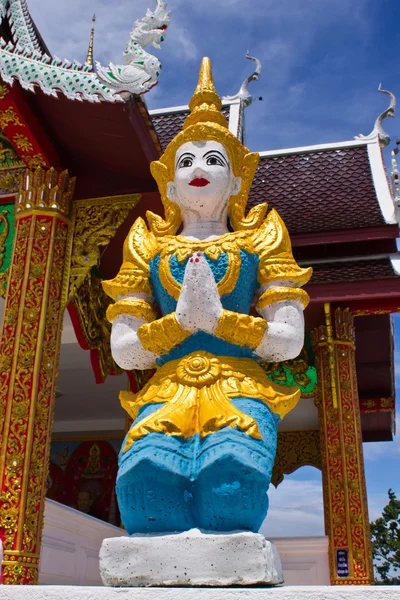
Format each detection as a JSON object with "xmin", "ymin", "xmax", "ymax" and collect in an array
[
  {"xmin": 27, "ymin": 0, "xmax": 199, "ymax": 67},
  {"xmin": 261, "ymin": 478, "xmax": 324, "ymax": 538}
]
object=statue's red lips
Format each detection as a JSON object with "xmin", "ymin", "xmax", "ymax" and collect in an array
[{"xmin": 189, "ymin": 178, "xmax": 210, "ymax": 187}]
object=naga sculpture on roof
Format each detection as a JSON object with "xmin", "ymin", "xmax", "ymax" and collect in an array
[
  {"xmin": 97, "ymin": 0, "xmax": 171, "ymax": 94},
  {"xmin": 102, "ymin": 57, "xmax": 312, "ymax": 547}
]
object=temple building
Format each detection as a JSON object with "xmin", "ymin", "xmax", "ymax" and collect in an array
[{"xmin": 0, "ymin": 0, "xmax": 398, "ymax": 588}]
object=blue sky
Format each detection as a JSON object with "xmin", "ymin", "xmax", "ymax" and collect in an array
[{"xmin": 26, "ymin": 0, "xmax": 400, "ymax": 535}]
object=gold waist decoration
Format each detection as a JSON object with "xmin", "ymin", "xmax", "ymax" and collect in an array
[{"xmin": 120, "ymin": 351, "xmax": 300, "ymax": 452}]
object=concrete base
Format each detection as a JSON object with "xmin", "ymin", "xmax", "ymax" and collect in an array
[
  {"xmin": 99, "ymin": 529, "xmax": 283, "ymax": 587},
  {"xmin": 1, "ymin": 586, "xmax": 400, "ymax": 599}
]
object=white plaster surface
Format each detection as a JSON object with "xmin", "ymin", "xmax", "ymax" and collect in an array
[
  {"xmin": 1, "ymin": 586, "xmax": 400, "ymax": 599},
  {"xmin": 39, "ymin": 499, "xmax": 127, "ymax": 586},
  {"xmin": 99, "ymin": 530, "xmax": 283, "ymax": 587},
  {"xmin": 111, "ymin": 313, "xmax": 158, "ymax": 371}
]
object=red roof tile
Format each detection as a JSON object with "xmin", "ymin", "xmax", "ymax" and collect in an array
[
  {"xmin": 308, "ymin": 259, "xmax": 395, "ymax": 284},
  {"xmin": 249, "ymin": 146, "xmax": 386, "ymax": 235}
]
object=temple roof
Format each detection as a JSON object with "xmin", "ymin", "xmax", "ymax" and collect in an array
[{"xmin": 250, "ymin": 144, "xmax": 387, "ymax": 234}]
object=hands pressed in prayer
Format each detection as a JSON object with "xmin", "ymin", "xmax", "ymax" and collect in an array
[{"xmin": 176, "ymin": 252, "xmax": 223, "ymax": 334}]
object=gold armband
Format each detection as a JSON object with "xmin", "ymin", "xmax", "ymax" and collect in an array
[
  {"xmin": 106, "ymin": 298, "xmax": 157, "ymax": 323},
  {"xmin": 257, "ymin": 286, "xmax": 310, "ymax": 311},
  {"xmin": 214, "ymin": 310, "xmax": 267, "ymax": 350},
  {"xmin": 137, "ymin": 313, "xmax": 190, "ymax": 355}
]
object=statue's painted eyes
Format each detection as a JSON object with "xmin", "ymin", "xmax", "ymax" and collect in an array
[
  {"xmin": 206, "ymin": 155, "xmax": 224, "ymax": 166},
  {"xmin": 178, "ymin": 157, "xmax": 193, "ymax": 168}
]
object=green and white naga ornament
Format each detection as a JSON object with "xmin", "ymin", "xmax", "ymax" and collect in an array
[
  {"xmin": 96, "ymin": 0, "xmax": 171, "ymax": 95},
  {"xmin": 0, "ymin": 0, "xmax": 170, "ymax": 102}
]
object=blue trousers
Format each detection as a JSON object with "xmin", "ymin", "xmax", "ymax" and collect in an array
[{"xmin": 117, "ymin": 398, "xmax": 279, "ymax": 534}]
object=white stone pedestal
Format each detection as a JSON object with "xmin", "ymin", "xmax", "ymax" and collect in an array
[{"xmin": 99, "ymin": 529, "xmax": 283, "ymax": 587}]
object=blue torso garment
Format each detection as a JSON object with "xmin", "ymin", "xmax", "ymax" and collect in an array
[{"xmin": 149, "ymin": 249, "xmax": 260, "ymax": 365}]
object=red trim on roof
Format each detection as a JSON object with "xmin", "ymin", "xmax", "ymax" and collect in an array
[
  {"xmin": 307, "ymin": 277, "xmax": 400, "ymax": 303},
  {"xmin": 292, "ymin": 224, "xmax": 399, "ymax": 247}
]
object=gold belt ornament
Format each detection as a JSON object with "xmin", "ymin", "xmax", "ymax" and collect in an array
[{"xmin": 120, "ymin": 351, "xmax": 300, "ymax": 451}]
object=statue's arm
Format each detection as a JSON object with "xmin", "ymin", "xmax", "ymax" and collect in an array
[
  {"xmin": 209, "ymin": 282, "xmax": 309, "ymax": 360},
  {"xmin": 108, "ymin": 294, "xmax": 159, "ymax": 370},
  {"xmin": 253, "ymin": 282, "xmax": 309, "ymax": 361},
  {"xmin": 108, "ymin": 294, "xmax": 191, "ymax": 369}
]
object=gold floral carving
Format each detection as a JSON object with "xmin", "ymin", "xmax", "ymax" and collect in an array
[
  {"xmin": 120, "ymin": 351, "xmax": 300, "ymax": 449},
  {"xmin": 0, "ymin": 170, "xmax": 22, "ymax": 192},
  {"xmin": 13, "ymin": 134, "xmax": 33, "ymax": 153},
  {"xmin": 70, "ymin": 272, "xmax": 124, "ymax": 382},
  {"xmin": 66, "ymin": 194, "xmax": 141, "ymax": 304},
  {"xmin": 22, "ymin": 153, "xmax": 46, "ymax": 169},
  {"xmin": 0, "ymin": 208, "xmax": 10, "ymax": 269},
  {"xmin": 0, "ymin": 106, "xmax": 25, "ymax": 129},
  {"xmin": 0, "ymin": 267, "xmax": 9, "ymax": 298},
  {"xmin": 0, "ymin": 84, "xmax": 9, "ymax": 99},
  {"xmin": 271, "ymin": 430, "xmax": 321, "ymax": 488},
  {"xmin": 215, "ymin": 309, "xmax": 267, "ymax": 349}
]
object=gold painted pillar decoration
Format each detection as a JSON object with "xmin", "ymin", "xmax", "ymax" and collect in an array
[
  {"xmin": 312, "ymin": 307, "xmax": 373, "ymax": 585},
  {"xmin": 0, "ymin": 168, "xmax": 75, "ymax": 584},
  {"xmin": 65, "ymin": 193, "xmax": 140, "ymax": 382}
]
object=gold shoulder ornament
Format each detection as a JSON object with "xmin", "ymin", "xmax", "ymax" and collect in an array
[
  {"xmin": 252, "ymin": 209, "xmax": 312, "ymax": 287},
  {"xmin": 102, "ymin": 217, "xmax": 158, "ymax": 300}
]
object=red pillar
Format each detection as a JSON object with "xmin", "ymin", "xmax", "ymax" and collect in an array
[
  {"xmin": 0, "ymin": 168, "xmax": 74, "ymax": 583},
  {"xmin": 312, "ymin": 307, "xmax": 373, "ymax": 585}
]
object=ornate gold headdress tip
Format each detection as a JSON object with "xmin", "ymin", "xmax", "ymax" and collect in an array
[{"xmin": 184, "ymin": 57, "xmax": 228, "ymax": 130}]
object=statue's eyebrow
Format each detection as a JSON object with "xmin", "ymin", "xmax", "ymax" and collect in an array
[
  {"xmin": 176, "ymin": 152, "xmax": 195, "ymax": 167},
  {"xmin": 203, "ymin": 149, "xmax": 229, "ymax": 166}
]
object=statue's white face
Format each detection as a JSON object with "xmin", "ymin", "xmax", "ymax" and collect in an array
[{"xmin": 167, "ymin": 141, "xmax": 241, "ymax": 219}]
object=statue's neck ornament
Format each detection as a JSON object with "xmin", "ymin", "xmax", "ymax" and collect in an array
[{"xmin": 148, "ymin": 58, "xmax": 268, "ymax": 237}]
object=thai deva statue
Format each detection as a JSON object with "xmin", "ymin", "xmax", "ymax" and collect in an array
[{"xmin": 102, "ymin": 58, "xmax": 312, "ymax": 534}]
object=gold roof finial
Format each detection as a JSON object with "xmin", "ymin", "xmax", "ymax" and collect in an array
[
  {"xmin": 184, "ymin": 57, "xmax": 228, "ymax": 130},
  {"xmin": 85, "ymin": 14, "xmax": 96, "ymax": 68}
]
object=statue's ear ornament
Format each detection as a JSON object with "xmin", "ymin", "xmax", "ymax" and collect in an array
[{"xmin": 148, "ymin": 57, "xmax": 266, "ymax": 236}]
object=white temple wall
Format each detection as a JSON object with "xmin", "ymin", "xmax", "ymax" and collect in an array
[{"xmin": 39, "ymin": 500, "xmax": 329, "ymax": 586}]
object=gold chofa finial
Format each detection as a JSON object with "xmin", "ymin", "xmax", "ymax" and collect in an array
[
  {"xmin": 184, "ymin": 57, "xmax": 228, "ymax": 130},
  {"xmin": 85, "ymin": 14, "xmax": 96, "ymax": 67}
]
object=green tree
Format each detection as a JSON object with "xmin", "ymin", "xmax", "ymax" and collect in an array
[{"xmin": 370, "ymin": 489, "xmax": 400, "ymax": 584}]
